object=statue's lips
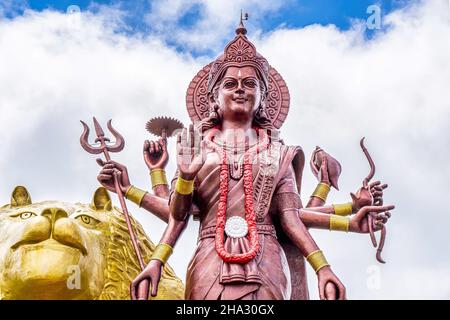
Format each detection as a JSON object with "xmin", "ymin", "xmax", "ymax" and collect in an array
[
  {"xmin": 233, "ymin": 96, "xmax": 248, "ymax": 104},
  {"xmin": 233, "ymin": 98, "xmax": 247, "ymax": 103},
  {"xmin": 11, "ymin": 238, "xmax": 88, "ymax": 256}
]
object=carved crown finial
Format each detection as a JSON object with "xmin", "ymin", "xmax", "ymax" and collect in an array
[
  {"xmin": 207, "ymin": 10, "xmax": 269, "ymax": 93},
  {"xmin": 236, "ymin": 10, "xmax": 248, "ymax": 35}
]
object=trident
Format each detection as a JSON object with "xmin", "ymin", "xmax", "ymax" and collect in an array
[{"xmin": 80, "ymin": 117, "xmax": 149, "ymax": 298}]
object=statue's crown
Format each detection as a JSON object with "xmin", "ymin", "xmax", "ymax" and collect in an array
[
  {"xmin": 187, "ymin": 13, "xmax": 290, "ymax": 129},
  {"xmin": 207, "ymin": 16, "xmax": 270, "ymax": 93}
]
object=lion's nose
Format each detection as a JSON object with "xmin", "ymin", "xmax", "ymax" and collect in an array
[{"xmin": 42, "ymin": 208, "xmax": 68, "ymax": 224}]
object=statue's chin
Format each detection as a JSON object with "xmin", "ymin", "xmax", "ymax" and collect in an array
[
  {"xmin": 230, "ymin": 103, "xmax": 252, "ymax": 114},
  {"xmin": 1, "ymin": 244, "xmax": 92, "ymax": 299}
]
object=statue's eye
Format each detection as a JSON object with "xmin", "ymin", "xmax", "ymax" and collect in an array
[
  {"xmin": 223, "ymin": 80, "xmax": 237, "ymax": 89},
  {"xmin": 76, "ymin": 215, "xmax": 99, "ymax": 226},
  {"xmin": 244, "ymin": 79, "xmax": 257, "ymax": 88},
  {"xmin": 19, "ymin": 212, "xmax": 36, "ymax": 220}
]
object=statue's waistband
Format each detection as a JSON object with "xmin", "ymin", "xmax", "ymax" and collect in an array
[{"xmin": 198, "ymin": 224, "xmax": 277, "ymax": 241}]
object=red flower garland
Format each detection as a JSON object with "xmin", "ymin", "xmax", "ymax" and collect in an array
[{"xmin": 206, "ymin": 128, "xmax": 269, "ymax": 264}]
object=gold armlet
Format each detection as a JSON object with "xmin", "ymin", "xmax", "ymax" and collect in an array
[
  {"xmin": 150, "ymin": 243, "xmax": 173, "ymax": 265},
  {"xmin": 175, "ymin": 177, "xmax": 194, "ymax": 195},
  {"xmin": 125, "ymin": 186, "xmax": 147, "ymax": 207},
  {"xmin": 332, "ymin": 203, "xmax": 353, "ymax": 216},
  {"xmin": 311, "ymin": 183, "xmax": 330, "ymax": 202},
  {"xmin": 150, "ymin": 169, "xmax": 168, "ymax": 188},
  {"xmin": 306, "ymin": 250, "xmax": 330, "ymax": 273},
  {"xmin": 329, "ymin": 214, "xmax": 350, "ymax": 232}
]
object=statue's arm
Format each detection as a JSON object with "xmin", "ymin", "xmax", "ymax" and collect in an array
[
  {"xmin": 130, "ymin": 200, "xmax": 189, "ymax": 300},
  {"xmin": 139, "ymin": 193, "xmax": 170, "ymax": 223},
  {"xmin": 152, "ymin": 184, "xmax": 170, "ymax": 200},
  {"xmin": 139, "ymin": 125, "xmax": 206, "ymax": 223},
  {"xmin": 287, "ymin": 159, "xmax": 384, "ymax": 233},
  {"xmin": 158, "ymin": 207, "xmax": 189, "ymax": 246},
  {"xmin": 139, "ymin": 166, "xmax": 198, "ymax": 223},
  {"xmin": 275, "ymin": 165, "xmax": 346, "ymax": 299},
  {"xmin": 305, "ymin": 156, "xmax": 332, "ymax": 208},
  {"xmin": 304, "ymin": 147, "xmax": 387, "ymax": 215}
]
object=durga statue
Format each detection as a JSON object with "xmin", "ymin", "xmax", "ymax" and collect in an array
[{"xmin": 96, "ymin": 16, "xmax": 394, "ymax": 300}]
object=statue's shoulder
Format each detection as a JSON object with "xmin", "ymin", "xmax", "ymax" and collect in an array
[
  {"xmin": 276, "ymin": 143, "xmax": 305, "ymax": 194},
  {"xmin": 277, "ymin": 143, "xmax": 305, "ymax": 167}
]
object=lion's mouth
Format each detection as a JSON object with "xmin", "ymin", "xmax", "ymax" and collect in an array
[{"xmin": 12, "ymin": 238, "xmax": 88, "ymax": 256}]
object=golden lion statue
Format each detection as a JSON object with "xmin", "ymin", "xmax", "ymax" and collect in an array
[{"xmin": 0, "ymin": 186, "xmax": 184, "ymax": 300}]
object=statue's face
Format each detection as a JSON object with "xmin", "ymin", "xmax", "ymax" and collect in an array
[
  {"xmin": 0, "ymin": 200, "xmax": 107, "ymax": 299},
  {"xmin": 216, "ymin": 66, "xmax": 262, "ymax": 123}
]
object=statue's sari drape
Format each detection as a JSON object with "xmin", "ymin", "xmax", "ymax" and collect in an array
[{"xmin": 170, "ymin": 142, "xmax": 308, "ymax": 300}]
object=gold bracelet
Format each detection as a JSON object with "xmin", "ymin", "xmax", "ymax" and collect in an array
[
  {"xmin": 306, "ymin": 250, "xmax": 330, "ymax": 273},
  {"xmin": 150, "ymin": 243, "xmax": 173, "ymax": 265},
  {"xmin": 175, "ymin": 176, "xmax": 194, "ymax": 195},
  {"xmin": 125, "ymin": 186, "xmax": 147, "ymax": 207},
  {"xmin": 311, "ymin": 183, "xmax": 331, "ymax": 202},
  {"xmin": 150, "ymin": 169, "xmax": 168, "ymax": 188},
  {"xmin": 329, "ymin": 214, "xmax": 350, "ymax": 232},
  {"xmin": 332, "ymin": 203, "xmax": 353, "ymax": 216}
]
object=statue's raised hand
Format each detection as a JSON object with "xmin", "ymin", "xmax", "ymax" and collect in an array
[
  {"xmin": 96, "ymin": 159, "xmax": 131, "ymax": 194},
  {"xmin": 143, "ymin": 136, "xmax": 169, "ymax": 170},
  {"xmin": 317, "ymin": 156, "xmax": 330, "ymax": 185},
  {"xmin": 349, "ymin": 205, "xmax": 394, "ymax": 233},
  {"xmin": 130, "ymin": 260, "xmax": 162, "ymax": 300},
  {"xmin": 310, "ymin": 146, "xmax": 341, "ymax": 189},
  {"xmin": 176, "ymin": 124, "xmax": 206, "ymax": 180}
]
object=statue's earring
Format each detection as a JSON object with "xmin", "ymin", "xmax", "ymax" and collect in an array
[
  {"xmin": 209, "ymin": 102, "xmax": 218, "ymax": 118},
  {"xmin": 255, "ymin": 104, "xmax": 269, "ymax": 121}
]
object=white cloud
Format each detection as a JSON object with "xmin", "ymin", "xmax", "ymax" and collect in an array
[
  {"xmin": 0, "ymin": 0, "xmax": 449, "ymax": 299},
  {"xmin": 145, "ymin": 0, "xmax": 286, "ymax": 52}
]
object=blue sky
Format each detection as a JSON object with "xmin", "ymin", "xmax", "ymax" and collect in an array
[
  {"xmin": 3, "ymin": 1, "xmax": 410, "ymax": 32},
  {"xmin": 0, "ymin": 0, "xmax": 414, "ymax": 55}
]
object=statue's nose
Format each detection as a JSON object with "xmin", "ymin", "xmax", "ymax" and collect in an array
[{"xmin": 42, "ymin": 208, "xmax": 68, "ymax": 224}]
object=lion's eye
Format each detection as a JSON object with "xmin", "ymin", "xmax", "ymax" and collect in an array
[
  {"xmin": 76, "ymin": 214, "xmax": 99, "ymax": 226},
  {"xmin": 81, "ymin": 216, "xmax": 91, "ymax": 224},
  {"xmin": 19, "ymin": 212, "xmax": 36, "ymax": 220}
]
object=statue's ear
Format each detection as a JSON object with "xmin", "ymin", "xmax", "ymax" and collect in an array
[
  {"xmin": 208, "ymin": 91, "xmax": 216, "ymax": 104},
  {"xmin": 90, "ymin": 187, "xmax": 112, "ymax": 211},
  {"xmin": 10, "ymin": 186, "xmax": 32, "ymax": 207}
]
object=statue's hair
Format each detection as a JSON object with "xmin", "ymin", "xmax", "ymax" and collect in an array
[
  {"xmin": 196, "ymin": 68, "xmax": 274, "ymax": 133},
  {"xmin": 98, "ymin": 208, "xmax": 184, "ymax": 300}
]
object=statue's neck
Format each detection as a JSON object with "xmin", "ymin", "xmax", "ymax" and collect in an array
[
  {"xmin": 219, "ymin": 119, "xmax": 258, "ymax": 146},
  {"xmin": 221, "ymin": 119, "xmax": 252, "ymax": 131}
]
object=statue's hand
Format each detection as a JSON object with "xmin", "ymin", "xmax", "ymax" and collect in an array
[
  {"xmin": 368, "ymin": 180, "xmax": 388, "ymax": 206},
  {"xmin": 96, "ymin": 159, "xmax": 131, "ymax": 194},
  {"xmin": 349, "ymin": 205, "xmax": 394, "ymax": 234},
  {"xmin": 310, "ymin": 146, "xmax": 341, "ymax": 190},
  {"xmin": 130, "ymin": 260, "xmax": 163, "ymax": 300},
  {"xmin": 351, "ymin": 181, "xmax": 388, "ymax": 211},
  {"xmin": 176, "ymin": 124, "xmax": 207, "ymax": 180},
  {"xmin": 318, "ymin": 156, "xmax": 331, "ymax": 185},
  {"xmin": 317, "ymin": 266, "xmax": 346, "ymax": 300},
  {"xmin": 144, "ymin": 138, "xmax": 169, "ymax": 170}
]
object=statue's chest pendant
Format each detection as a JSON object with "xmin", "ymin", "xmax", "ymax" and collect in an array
[
  {"xmin": 229, "ymin": 153, "xmax": 245, "ymax": 180},
  {"xmin": 225, "ymin": 216, "xmax": 248, "ymax": 238}
]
